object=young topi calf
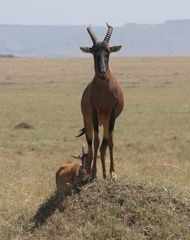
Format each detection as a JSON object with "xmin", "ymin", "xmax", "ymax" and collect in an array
[{"xmin": 56, "ymin": 145, "xmax": 89, "ymax": 190}]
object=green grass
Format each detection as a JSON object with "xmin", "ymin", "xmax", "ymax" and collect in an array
[{"xmin": 0, "ymin": 57, "xmax": 190, "ymax": 239}]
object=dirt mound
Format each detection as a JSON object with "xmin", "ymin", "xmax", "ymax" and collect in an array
[
  {"xmin": 14, "ymin": 122, "xmax": 34, "ymax": 129},
  {"xmin": 28, "ymin": 179, "xmax": 190, "ymax": 240}
]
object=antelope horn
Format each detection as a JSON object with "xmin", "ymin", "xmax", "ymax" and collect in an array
[
  {"xmin": 87, "ymin": 25, "xmax": 98, "ymax": 45},
  {"xmin": 82, "ymin": 143, "xmax": 88, "ymax": 154},
  {"xmin": 103, "ymin": 22, "xmax": 113, "ymax": 45}
]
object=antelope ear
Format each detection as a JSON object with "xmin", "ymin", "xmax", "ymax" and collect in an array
[
  {"xmin": 80, "ymin": 46, "xmax": 92, "ymax": 53},
  {"xmin": 110, "ymin": 45, "xmax": 122, "ymax": 52},
  {"xmin": 71, "ymin": 155, "xmax": 81, "ymax": 159}
]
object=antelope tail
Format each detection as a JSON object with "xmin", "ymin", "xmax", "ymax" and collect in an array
[{"xmin": 76, "ymin": 127, "xmax": 85, "ymax": 137}]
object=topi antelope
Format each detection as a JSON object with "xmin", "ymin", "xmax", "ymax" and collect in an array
[
  {"xmin": 77, "ymin": 23, "xmax": 124, "ymax": 180},
  {"xmin": 56, "ymin": 145, "xmax": 89, "ymax": 190}
]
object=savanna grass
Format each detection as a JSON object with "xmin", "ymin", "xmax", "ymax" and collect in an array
[{"xmin": 0, "ymin": 57, "xmax": 190, "ymax": 239}]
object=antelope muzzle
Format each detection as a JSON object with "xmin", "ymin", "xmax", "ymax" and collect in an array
[{"xmin": 98, "ymin": 60, "xmax": 107, "ymax": 80}]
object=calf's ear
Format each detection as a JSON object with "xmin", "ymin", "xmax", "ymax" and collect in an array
[
  {"xmin": 110, "ymin": 45, "xmax": 122, "ymax": 52},
  {"xmin": 80, "ymin": 46, "xmax": 92, "ymax": 53},
  {"xmin": 71, "ymin": 155, "xmax": 81, "ymax": 159}
]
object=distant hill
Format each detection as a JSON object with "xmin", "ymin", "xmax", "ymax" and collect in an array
[
  {"xmin": 0, "ymin": 53, "xmax": 15, "ymax": 58},
  {"xmin": 0, "ymin": 20, "xmax": 190, "ymax": 57}
]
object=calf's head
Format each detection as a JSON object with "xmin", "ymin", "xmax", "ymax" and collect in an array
[
  {"xmin": 80, "ymin": 23, "xmax": 122, "ymax": 80},
  {"xmin": 72, "ymin": 144, "xmax": 89, "ymax": 173}
]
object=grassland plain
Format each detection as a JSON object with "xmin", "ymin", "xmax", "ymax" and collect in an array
[{"xmin": 0, "ymin": 57, "xmax": 190, "ymax": 239}]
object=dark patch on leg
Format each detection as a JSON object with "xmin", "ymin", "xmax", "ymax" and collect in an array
[
  {"xmin": 93, "ymin": 109, "xmax": 99, "ymax": 134},
  {"xmin": 101, "ymin": 138, "xmax": 108, "ymax": 149},
  {"xmin": 86, "ymin": 137, "xmax": 92, "ymax": 147},
  {"xmin": 108, "ymin": 134, "xmax": 115, "ymax": 174},
  {"xmin": 85, "ymin": 129, "xmax": 92, "ymax": 147},
  {"xmin": 92, "ymin": 133, "xmax": 100, "ymax": 180},
  {"xmin": 109, "ymin": 109, "xmax": 115, "ymax": 133}
]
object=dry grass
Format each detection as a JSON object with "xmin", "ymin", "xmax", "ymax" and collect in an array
[{"xmin": 0, "ymin": 57, "xmax": 190, "ymax": 239}]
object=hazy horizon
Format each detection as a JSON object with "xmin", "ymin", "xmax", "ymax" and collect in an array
[
  {"xmin": 0, "ymin": 18, "xmax": 190, "ymax": 27},
  {"xmin": 1, "ymin": 21, "xmax": 190, "ymax": 57},
  {"xmin": 1, "ymin": 0, "xmax": 190, "ymax": 26}
]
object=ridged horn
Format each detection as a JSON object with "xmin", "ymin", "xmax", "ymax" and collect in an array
[
  {"xmin": 103, "ymin": 23, "xmax": 113, "ymax": 45},
  {"xmin": 82, "ymin": 143, "xmax": 88, "ymax": 154},
  {"xmin": 87, "ymin": 25, "xmax": 98, "ymax": 45}
]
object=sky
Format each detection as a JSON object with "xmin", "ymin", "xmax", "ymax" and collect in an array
[{"xmin": 0, "ymin": 0, "xmax": 190, "ymax": 26}]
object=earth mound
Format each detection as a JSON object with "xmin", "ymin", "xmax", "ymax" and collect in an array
[
  {"xmin": 14, "ymin": 122, "xmax": 34, "ymax": 129},
  {"xmin": 29, "ymin": 179, "xmax": 190, "ymax": 240}
]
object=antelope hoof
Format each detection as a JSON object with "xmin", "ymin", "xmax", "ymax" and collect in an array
[
  {"xmin": 109, "ymin": 172, "xmax": 117, "ymax": 181},
  {"xmin": 91, "ymin": 169, "xmax": 97, "ymax": 180},
  {"xmin": 90, "ymin": 172, "xmax": 97, "ymax": 182}
]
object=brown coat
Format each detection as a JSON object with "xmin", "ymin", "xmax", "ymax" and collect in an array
[
  {"xmin": 56, "ymin": 162, "xmax": 87, "ymax": 190},
  {"xmin": 79, "ymin": 24, "xmax": 124, "ymax": 180}
]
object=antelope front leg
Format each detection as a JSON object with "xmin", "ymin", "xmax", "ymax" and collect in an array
[
  {"xmin": 100, "ymin": 138, "xmax": 108, "ymax": 179},
  {"xmin": 86, "ymin": 140, "xmax": 93, "ymax": 174},
  {"xmin": 84, "ymin": 121, "xmax": 93, "ymax": 175},
  {"xmin": 92, "ymin": 109, "xmax": 99, "ymax": 180},
  {"xmin": 108, "ymin": 109, "xmax": 117, "ymax": 180},
  {"xmin": 100, "ymin": 117, "xmax": 110, "ymax": 179},
  {"xmin": 108, "ymin": 133, "xmax": 117, "ymax": 181},
  {"xmin": 92, "ymin": 132, "xmax": 99, "ymax": 180}
]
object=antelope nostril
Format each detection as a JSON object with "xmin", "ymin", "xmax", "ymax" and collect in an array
[
  {"xmin": 99, "ymin": 66, "xmax": 106, "ymax": 74},
  {"xmin": 99, "ymin": 61, "xmax": 106, "ymax": 73},
  {"xmin": 99, "ymin": 64, "xmax": 105, "ymax": 72},
  {"xmin": 99, "ymin": 71, "xmax": 106, "ymax": 75},
  {"xmin": 99, "ymin": 68, "xmax": 105, "ymax": 74}
]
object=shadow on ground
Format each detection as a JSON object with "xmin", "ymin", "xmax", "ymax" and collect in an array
[{"xmin": 30, "ymin": 178, "xmax": 90, "ymax": 231}]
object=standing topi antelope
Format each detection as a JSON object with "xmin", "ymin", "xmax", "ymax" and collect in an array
[{"xmin": 77, "ymin": 23, "xmax": 124, "ymax": 180}]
